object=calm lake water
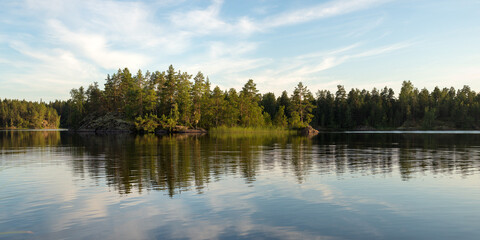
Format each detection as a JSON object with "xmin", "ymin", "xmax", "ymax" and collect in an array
[{"xmin": 1, "ymin": 131, "xmax": 480, "ymax": 240}]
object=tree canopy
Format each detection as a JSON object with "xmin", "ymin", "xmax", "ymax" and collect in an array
[
  {"xmin": 4, "ymin": 65, "xmax": 480, "ymax": 131},
  {"xmin": 0, "ymin": 99, "xmax": 60, "ymax": 129}
]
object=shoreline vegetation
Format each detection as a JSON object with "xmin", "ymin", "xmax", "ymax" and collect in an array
[
  {"xmin": 0, "ymin": 99, "xmax": 60, "ymax": 130},
  {"xmin": 2, "ymin": 65, "xmax": 480, "ymax": 133}
]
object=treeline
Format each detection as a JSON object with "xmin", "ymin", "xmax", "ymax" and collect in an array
[
  {"xmin": 0, "ymin": 99, "xmax": 60, "ymax": 129},
  {"xmin": 59, "ymin": 65, "xmax": 315, "ymax": 131},
  {"xmin": 58, "ymin": 65, "xmax": 480, "ymax": 131},
  {"xmin": 313, "ymin": 82, "xmax": 480, "ymax": 129}
]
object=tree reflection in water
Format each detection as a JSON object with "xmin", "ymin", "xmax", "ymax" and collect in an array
[{"xmin": 2, "ymin": 131, "xmax": 480, "ymax": 196}]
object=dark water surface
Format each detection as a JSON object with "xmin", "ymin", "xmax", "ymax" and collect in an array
[{"xmin": 1, "ymin": 131, "xmax": 480, "ymax": 240}]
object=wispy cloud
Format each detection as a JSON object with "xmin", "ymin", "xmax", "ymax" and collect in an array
[
  {"xmin": 6, "ymin": 41, "xmax": 102, "ymax": 97},
  {"xmin": 170, "ymin": 0, "xmax": 226, "ymax": 35},
  {"xmin": 262, "ymin": 0, "xmax": 389, "ymax": 28},
  {"xmin": 350, "ymin": 41, "xmax": 413, "ymax": 58},
  {"xmin": 245, "ymin": 41, "xmax": 414, "ymax": 94},
  {"xmin": 1, "ymin": 0, "xmax": 191, "ymax": 100},
  {"xmin": 177, "ymin": 40, "xmax": 412, "ymax": 97},
  {"xmin": 207, "ymin": 41, "xmax": 259, "ymax": 58},
  {"xmin": 49, "ymin": 20, "xmax": 150, "ymax": 70},
  {"xmin": 0, "ymin": 0, "xmax": 415, "ymax": 101},
  {"xmin": 169, "ymin": 0, "xmax": 390, "ymax": 35},
  {"xmin": 170, "ymin": 0, "xmax": 259, "ymax": 35}
]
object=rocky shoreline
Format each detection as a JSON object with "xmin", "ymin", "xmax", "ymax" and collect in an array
[
  {"xmin": 71, "ymin": 113, "xmax": 470, "ymax": 135},
  {"xmin": 69, "ymin": 113, "xmax": 319, "ymax": 135},
  {"xmin": 71, "ymin": 113, "xmax": 208, "ymax": 134}
]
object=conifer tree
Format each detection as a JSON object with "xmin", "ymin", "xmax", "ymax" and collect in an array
[
  {"xmin": 176, "ymin": 72, "xmax": 193, "ymax": 126},
  {"xmin": 274, "ymin": 106, "xmax": 288, "ymax": 127},
  {"xmin": 291, "ymin": 82, "xmax": 315, "ymax": 125},
  {"xmin": 192, "ymin": 72, "xmax": 206, "ymax": 128},
  {"xmin": 160, "ymin": 65, "xmax": 177, "ymax": 116}
]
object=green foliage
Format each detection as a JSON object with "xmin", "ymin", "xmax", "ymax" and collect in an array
[
  {"xmin": 274, "ymin": 106, "xmax": 288, "ymax": 128},
  {"xmin": 160, "ymin": 65, "xmax": 178, "ymax": 116},
  {"xmin": 135, "ymin": 114, "xmax": 159, "ymax": 132},
  {"xmin": 263, "ymin": 112, "xmax": 272, "ymax": 126},
  {"xmin": 176, "ymin": 72, "xmax": 193, "ymax": 126},
  {"xmin": 0, "ymin": 99, "xmax": 60, "ymax": 129},
  {"xmin": 289, "ymin": 111, "xmax": 306, "ymax": 129},
  {"xmin": 313, "ymin": 90, "xmax": 334, "ymax": 128},
  {"xmin": 422, "ymin": 107, "xmax": 436, "ymax": 129},
  {"xmin": 166, "ymin": 103, "xmax": 180, "ymax": 131},
  {"xmin": 239, "ymin": 80, "xmax": 264, "ymax": 127},
  {"xmin": 224, "ymin": 88, "xmax": 240, "ymax": 127},
  {"xmin": 291, "ymin": 82, "xmax": 315, "ymax": 126},
  {"xmin": 277, "ymin": 91, "xmax": 292, "ymax": 118},
  {"xmin": 192, "ymin": 72, "xmax": 206, "ymax": 128},
  {"xmin": 68, "ymin": 86, "xmax": 86, "ymax": 127},
  {"xmin": 85, "ymin": 82, "xmax": 104, "ymax": 114},
  {"xmin": 261, "ymin": 92, "xmax": 277, "ymax": 118},
  {"xmin": 55, "ymin": 65, "xmax": 480, "ymax": 131}
]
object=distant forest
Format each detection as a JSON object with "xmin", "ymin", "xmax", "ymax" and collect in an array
[
  {"xmin": 0, "ymin": 99, "xmax": 60, "ymax": 129},
  {"xmin": 2, "ymin": 65, "xmax": 480, "ymax": 130}
]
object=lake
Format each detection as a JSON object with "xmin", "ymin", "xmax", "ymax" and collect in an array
[{"xmin": 1, "ymin": 130, "xmax": 480, "ymax": 240}]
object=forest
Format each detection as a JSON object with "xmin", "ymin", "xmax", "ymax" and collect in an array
[
  {"xmin": 0, "ymin": 99, "xmax": 60, "ymax": 129},
  {"xmin": 3, "ymin": 65, "xmax": 480, "ymax": 131}
]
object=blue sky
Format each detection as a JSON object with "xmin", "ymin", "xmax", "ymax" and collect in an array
[{"xmin": 1, "ymin": 0, "xmax": 480, "ymax": 101}]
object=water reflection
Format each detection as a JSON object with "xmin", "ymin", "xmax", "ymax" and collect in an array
[
  {"xmin": 0, "ymin": 130, "xmax": 60, "ymax": 150},
  {"xmin": 2, "ymin": 131, "xmax": 480, "ymax": 196},
  {"xmin": 2, "ymin": 131, "xmax": 480, "ymax": 239}
]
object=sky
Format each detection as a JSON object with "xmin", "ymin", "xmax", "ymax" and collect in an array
[{"xmin": 1, "ymin": 0, "xmax": 480, "ymax": 101}]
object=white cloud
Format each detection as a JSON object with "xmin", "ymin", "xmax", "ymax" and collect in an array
[
  {"xmin": 241, "ymin": 41, "xmax": 413, "ymax": 95},
  {"xmin": 175, "ymin": 41, "xmax": 411, "ymax": 98},
  {"xmin": 262, "ymin": 0, "xmax": 389, "ymax": 28},
  {"xmin": 186, "ymin": 57, "xmax": 271, "ymax": 79},
  {"xmin": 49, "ymin": 20, "xmax": 150, "ymax": 70},
  {"xmin": 207, "ymin": 41, "xmax": 259, "ymax": 58},
  {"xmin": 169, "ymin": 0, "xmax": 260, "ymax": 36},
  {"xmin": 6, "ymin": 41, "xmax": 102, "ymax": 98},
  {"xmin": 181, "ymin": 39, "xmax": 412, "ymax": 94},
  {"xmin": 25, "ymin": 0, "xmax": 191, "ymax": 55},
  {"xmin": 170, "ymin": 0, "xmax": 226, "ymax": 35},
  {"xmin": 0, "ymin": 0, "xmax": 401, "ymax": 100},
  {"xmin": 1, "ymin": 0, "xmax": 189, "ymax": 100},
  {"xmin": 350, "ymin": 41, "xmax": 413, "ymax": 58},
  {"xmin": 169, "ymin": 0, "xmax": 389, "ymax": 36}
]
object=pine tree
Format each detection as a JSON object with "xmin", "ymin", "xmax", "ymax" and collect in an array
[
  {"xmin": 277, "ymin": 91, "xmax": 292, "ymax": 118},
  {"xmin": 261, "ymin": 92, "xmax": 277, "ymax": 120},
  {"xmin": 291, "ymin": 82, "xmax": 315, "ymax": 126},
  {"xmin": 211, "ymin": 86, "xmax": 226, "ymax": 127},
  {"xmin": 224, "ymin": 88, "xmax": 240, "ymax": 127},
  {"xmin": 192, "ymin": 72, "xmax": 206, "ymax": 128},
  {"xmin": 274, "ymin": 106, "xmax": 288, "ymax": 127},
  {"xmin": 176, "ymin": 72, "xmax": 193, "ymax": 126},
  {"xmin": 160, "ymin": 65, "xmax": 177, "ymax": 116},
  {"xmin": 239, "ymin": 79, "xmax": 263, "ymax": 126}
]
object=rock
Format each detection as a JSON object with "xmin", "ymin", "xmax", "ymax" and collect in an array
[
  {"xmin": 155, "ymin": 126, "xmax": 207, "ymax": 134},
  {"xmin": 155, "ymin": 129, "xmax": 168, "ymax": 135},
  {"xmin": 73, "ymin": 114, "xmax": 208, "ymax": 134},
  {"xmin": 173, "ymin": 125, "xmax": 188, "ymax": 132},
  {"xmin": 353, "ymin": 125, "xmax": 376, "ymax": 131},
  {"xmin": 172, "ymin": 126, "xmax": 207, "ymax": 133},
  {"xmin": 397, "ymin": 120, "xmax": 419, "ymax": 130},
  {"xmin": 299, "ymin": 126, "xmax": 319, "ymax": 136},
  {"xmin": 74, "ymin": 112, "xmax": 135, "ymax": 133}
]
